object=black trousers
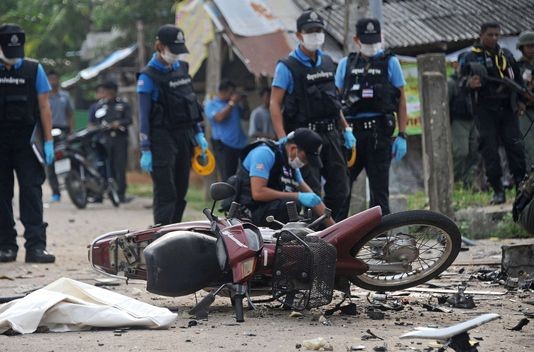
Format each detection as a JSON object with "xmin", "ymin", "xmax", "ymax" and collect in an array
[
  {"xmin": 475, "ymin": 103, "xmax": 526, "ymax": 191},
  {"xmin": 0, "ymin": 126, "xmax": 47, "ymax": 252},
  {"xmin": 251, "ymin": 199, "xmax": 297, "ymax": 228},
  {"xmin": 299, "ymin": 129, "xmax": 350, "ymax": 222},
  {"xmin": 340, "ymin": 121, "xmax": 393, "ymax": 216},
  {"xmin": 150, "ymin": 128, "xmax": 194, "ymax": 225},
  {"xmin": 212, "ymin": 139, "xmax": 241, "ymax": 181},
  {"xmin": 107, "ymin": 133, "xmax": 128, "ymax": 199}
]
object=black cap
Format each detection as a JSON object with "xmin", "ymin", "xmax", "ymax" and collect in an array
[
  {"xmin": 0, "ymin": 24, "xmax": 25, "ymax": 58},
  {"xmin": 288, "ymin": 128, "xmax": 323, "ymax": 168},
  {"xmin": 356, "ymin": 18, "xmax": 381, "ymax": 44},
  {"xmin": 98, "ymin": 80, "xmax": 118, "ymax": 92},
  {"xmin": 156, "ymin": 24, "xmax": 189, "ymax": 54},
  {"xmin": 297, "ymin": 10, "xmax": 325, "ymax": 32}
]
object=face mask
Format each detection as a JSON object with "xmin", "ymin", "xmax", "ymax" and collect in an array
[
  {"xmin": 161, "ymin": 49, "xmax": 180, "ymax": 64},
  {"xmin": 359, "ymin": 43, "xmax": 382, "ymax": 57},
  {"xmin": 301, "ymin": 32, "xmax": 325, "ymax": 52},
  {"xmin": 288, "ymin": 153, "xmax": 305, "ymax": 169},
  {"xmin": 0, "ymin": 47, "xmax": 20, "ymax": 65}
]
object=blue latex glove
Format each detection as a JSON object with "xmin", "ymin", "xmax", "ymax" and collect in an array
[
  {"xmin": 44, "ymin": 140, "xmax": 54, "ymax": 165},
  {"xmin": 297, "ymin": 192, "xmax": 322, "ymax": 207},
  {"xmin": 195, "ymin": 132, "xmax": 209, "ymax": 153},
  {"xmin": 343, "ymin": 127, "xmax": 356, "ymax": 149},
  {"xmin": 140, "ymin": 151, "xmax": 153, "ymax": 172},
  {"xmin": 392, "ymin": 136, "xmax": 407, "ymax": 161}
]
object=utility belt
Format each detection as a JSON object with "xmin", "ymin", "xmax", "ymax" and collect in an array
[
  {"xmin": 347, "ymin": 114, "xmax": 395, "ymax": 136},
  {"xmin": 304, "ymin": 120, "xmax": 336, "ymax": 133}
]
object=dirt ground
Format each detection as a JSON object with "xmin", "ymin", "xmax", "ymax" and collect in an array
[{"xmin": 0, "ymin": 188, "xmax": 533, "ymax": 352}]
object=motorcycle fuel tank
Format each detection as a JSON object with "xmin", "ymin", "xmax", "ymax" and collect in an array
[{"xmin": 144, "ymin": 231, "xmax": 222, "ymax": 297}]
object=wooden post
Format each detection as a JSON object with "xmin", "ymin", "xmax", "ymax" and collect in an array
[
  {"xmin": 416, "ymin": 54, "xmax": 454, "ymax": 217},
  {"xmin": 204, "ymin": 33, "xmax": 222, "ymax": 200}
]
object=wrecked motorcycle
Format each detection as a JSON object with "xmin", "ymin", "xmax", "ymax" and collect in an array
[{"xmin": 88, "ymin": 182, "xmax": 461, "ymax": 322}]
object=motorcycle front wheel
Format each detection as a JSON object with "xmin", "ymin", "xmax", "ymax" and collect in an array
[
  {"xmin": 65, "ymin": 169, "xmax": 88, "ymax": 209},
  {"xmin": 349, "ymin": 210, "xmax": 461, "ymax": 291}
]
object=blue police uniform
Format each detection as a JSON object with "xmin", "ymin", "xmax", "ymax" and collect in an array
[
  {"xmin": 0, "ymin": 58, "xmax": 52, "ymax": 260},
  {"xmin": 137, "ymin": 53, "xmax": 204, "ymax": 224},
  {"xmin": 336, "ymin": 50, "xmax": 406, "ymax": 215},
  {"xmin": 272, "ymin": 45, "xmax": 350, "ymax": 222}
]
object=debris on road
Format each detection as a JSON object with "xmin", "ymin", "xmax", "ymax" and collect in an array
[
  {"xmin": 302, "ymin": 337, "xmax": 333, "ymax": 351},
  {"xmin": 508, "ymin": 318, "xmax": 529, "ymax": 331},
  {"xmin": 361, "ymin": 329, "xmax": 384, "ymax": 341}
]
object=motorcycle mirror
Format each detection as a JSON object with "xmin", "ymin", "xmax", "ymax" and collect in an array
[{"xmin": 210, "ymin": 182, "xmax": 235, "ymax": 202}]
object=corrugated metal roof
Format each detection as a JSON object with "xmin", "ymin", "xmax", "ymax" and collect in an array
[{"xmin": 293, "ymin": 0, "xmax": 534, "ymax": 50}]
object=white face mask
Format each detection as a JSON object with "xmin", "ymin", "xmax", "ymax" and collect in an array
[
  {"xmin": 161, "ymin": 49, "xmax": 180, "ymax": 65},
  {"xmin": 0, "ymin": 47, "xmax": 20, "ymax": 65},
  {"xmin": 301, "ymin": 32, "xmax": 325, "ymax": 52},
  {"xmin": 359, "ymin": 43, "xmax": 382, "ymax": 57},
  {"xmin": 288, "ymin": 154, "xmax": 305, "ymax": 169}
]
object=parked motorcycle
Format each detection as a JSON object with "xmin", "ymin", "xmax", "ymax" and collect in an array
[
  {"xmin": 88, "ymin": 182, "xmax": 461, "ymax": 322},
  {"xmin": 54, "ymin": 124, "xmax": 120, "ymax": 209}
]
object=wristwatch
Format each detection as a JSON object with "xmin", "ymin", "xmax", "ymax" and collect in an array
[{"xmin": 397, "ymin": 131, "xmax": 408, "ymax": 139}]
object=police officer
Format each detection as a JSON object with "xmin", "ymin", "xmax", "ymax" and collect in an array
[
  {"xmin": 335, "ymin": 18, "xmax": 408, "ymax": 215},
  {"xmin": 270, "ymin": 10, "xmax": 354, "ymax": 222},
  {"xmin": 0, "ymin": 23, "xmax": 55, "ymax": 263},
  {"xmin": 461, "ymin": 22, "xmax": 526, "ymax": 204},
  {"xmin": 89, "ymin": 81, "xmax": 132, "ymax": 203},
  {"xmin": 137, "ymin": 24, "xmax": 208, "ymax": 225},
  {"xmin": 232, "ymin": 128, "xmax": 334, "ymax": 227},
  {"xmin": 448, "ymin": 53, "xmax": 479, "ymax": 187},
  {"xmin": 517, "ymin": 30, "xmax": 534, "ymax": 167}
]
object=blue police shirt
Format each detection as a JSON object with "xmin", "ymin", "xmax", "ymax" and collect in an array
[
  {"xmin": 136, "ymin": 53, "xmax": 202, "ymax": 150},
  {"xmin": 0, "ymin": 59, "xmax": 51, "ymax": 94},
  {"xmin": 335, "ymin": 50, "xmax": 406, "ymax": 119},
  {"xmin": 204, "ymin": 97, "xmax": 248, "ymax": 150},
  {"xmin": 272, "ymin": 45, "xmax": 325, "ymax": 94},
  {"xmin": 242, "ymin": 144, "xmax": 304, "ymax": 184}
]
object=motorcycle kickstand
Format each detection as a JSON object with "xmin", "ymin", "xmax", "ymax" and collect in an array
[
  {"xmin": 245, "ymin": 284, "xmax": 256, "ymax": 311},
  {"xmin": 188, "ymin": 283, "xmax": 229, "ymax": 319}
]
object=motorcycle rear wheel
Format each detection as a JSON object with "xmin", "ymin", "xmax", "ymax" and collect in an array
[
  {"xmin": 65, "ymin": 169, "xmax": 88, "ymax": 209},
  {"xmin": 349, "ymin": 210, "xmax": 461, "ymax": 291}
]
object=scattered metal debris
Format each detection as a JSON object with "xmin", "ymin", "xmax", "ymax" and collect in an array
[
  {"xmin": 502, "ymin": 244, "xmax": 534, "ymax": 278},
  {"xmin": 445, "ymin": 282, "xmax": 476, "ymax": 309},
  {"xmin": 509, "ymin": 318, "xmax": 529, "ymax": 331},
  {"xmin": 366, "ymin": 309, "xmax": 385, "ymax": 320},
  {"xmin": 361, "ymin": 329, "xmax": 384, "ymax": 341},
  {"xmin": 290, "ymin": 311, "xmax": 303, "ymax": 318}
]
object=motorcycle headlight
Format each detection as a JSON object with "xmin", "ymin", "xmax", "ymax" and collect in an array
[{"xmin": 216, "ymin": 236, "xmax": 228, "ymax": 271}]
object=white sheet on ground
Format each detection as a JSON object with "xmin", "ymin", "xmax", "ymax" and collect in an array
[{"xmin": 0, "ymin": 277, "xmax": 177, "ymax": 334}]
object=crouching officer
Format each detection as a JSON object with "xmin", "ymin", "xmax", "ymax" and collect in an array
[
  {"xmin": 89, "ymin": 81, "xmax": 132, "ymax": 203},
  {"xmin": 336, "ymin": 18, "xmax": 408, "ymax": 215},
  {"xmin": 513, "ymin": 167, "xmax": 534, "ymax": 234},
  {"xmin": 137, "ymin": 24, "xmax": 208, "ymax": 225},
  {"xmin": 232, "ymin": 128, "xmax": 334, "ymax": 227},
  {"xmin": 270, "ymin": 10, "xmax": 354, "ymax": 222},
  {"xmin": 0, "ymin": 23, "xmax": 56, "ymax": 263}
]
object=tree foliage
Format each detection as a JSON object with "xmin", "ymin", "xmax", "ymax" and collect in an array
[{"xmin": 0, "ymin": 0, "xmax": 179, "ymax": 71}]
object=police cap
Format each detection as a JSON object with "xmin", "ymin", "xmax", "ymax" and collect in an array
[
  {"xmin": 517, "ymin": 30, "xmax": 534, "ymax": 50},
  {"xmin": 297, "ymin": 10, "xmax": 325, "ymax": 32},
  {"xmin": 356, "ymin": 18, "xmax": 381, "ymax": 44},
  {"xmin": 156, "ymin": 24, "xmax": 189, "ymax": 55},
  {"xmin": 0, "ymin": 23, "xmax": 25, "ymax": 59},
  {"xmin": 287, "ymin": 128, "xmax": 323, "ymax": 168}
]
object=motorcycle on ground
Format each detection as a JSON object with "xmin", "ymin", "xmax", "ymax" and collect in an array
[
  {"xmin": 88, "ymin": 182, "xmax": 462, "ymax": 322},
  {"xmin": 54, "ymin": 123, "xmax": 120, "ymax": 209}
]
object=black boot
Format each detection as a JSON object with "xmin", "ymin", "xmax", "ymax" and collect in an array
[
  {"xmin": 491, "ymin": 191, "xmax": 506, "ymax": 205},
  {"xmin": 25, "ymin": 249, "xmax": 56, "ymax": 263},
  {"xmin": 0, "ymin": 249, "xmax": 17, "ymax": 262}
]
